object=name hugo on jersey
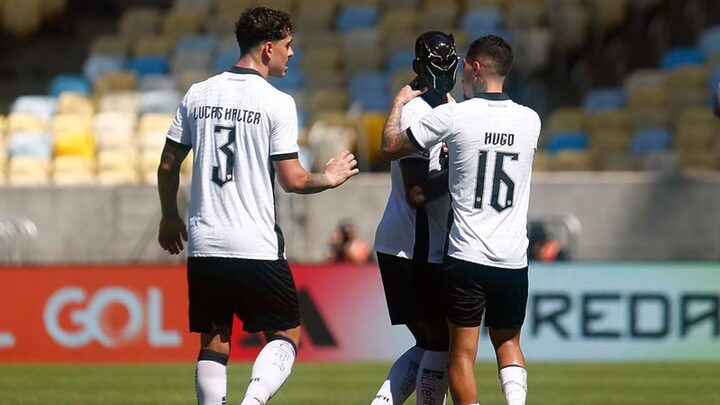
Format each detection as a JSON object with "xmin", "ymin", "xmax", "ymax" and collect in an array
[
  {"xmin": 485, "ymin": 132, "xmax": 515, "ymax": 146},
  {"xmin": 193, "ymin": 105, "xmax": 262, "ymax": 124}
]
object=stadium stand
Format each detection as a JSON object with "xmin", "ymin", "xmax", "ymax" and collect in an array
[{"xmin": 0, "ymin": 0, "xmax": 719, "ymax": 186}]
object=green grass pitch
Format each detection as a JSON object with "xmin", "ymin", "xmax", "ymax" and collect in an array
[{"xmin": 1, "ymin": 362, "xmax": 719, "ymax": 404}]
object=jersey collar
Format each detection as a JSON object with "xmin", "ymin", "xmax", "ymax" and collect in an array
[
  {"xmin": 475, "ymin": 92, "xmax": 510, "ymax": 100},
  {"xmin": 227, "ymin": 66, "xmax": 264, "ymax": 77}
]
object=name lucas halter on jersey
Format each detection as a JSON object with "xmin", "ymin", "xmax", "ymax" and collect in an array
[{"xmin": 193, "ymin": 105, "xmax": 262, "ymax": 124}]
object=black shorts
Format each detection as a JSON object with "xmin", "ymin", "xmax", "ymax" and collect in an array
[
  {"xmin": 444, "ymin": 256, "xmax": 528, "ymax": 329},
  {"xmin": 377, "ymin": 252, "xmax": 447, "ymax": 325},
  {"xmin": 187, "ymin": 257, "xmax": 301, "ymax": 334}
]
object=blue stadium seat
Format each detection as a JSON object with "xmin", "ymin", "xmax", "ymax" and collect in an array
[
  {"xmin": 140, "ymin": 90, "xmax": 182, "ymax": 114},
  {"xmin": 129, "ymin": 57, "xmax": 169, "ymax": 77},
  {"xmin": 350, "ymin": 72, "xmax": 390, "ymax": 111},
  {"xmin": 82, "ymin": 55, "xmax": 126, "ymax": 81},
  {"xmin": 546, "ymin": 132, "xmax": 589, "ymax": 153},
  {"xmin": 698, "ymin": 25, "xmax": 720, "ymax": 59},
  {"xmin": 48, "ymin": 75, "xmax": 92, "ymax": 97},
  {"xmin": 460, "ymin": 8, "xmax": 511, "ymax": 41},
  {"xmin": 336, "ymin": 5, "xmax": 380, "ymax": 33},
  {"xmin": 10, "ymin": 96, "xmax": 58, "ymax": 120},
  {"xmin": 661, "ymin": 47, "xmax": 705, "ymax": 70},
  {"xmin": 386, "ymin": 50, "xmax": 415, "ymax": 74},
  {"xmin": 139, "ymin": 74, "xmax": 177, "ymax": 92},
  {"xmin": 582, "ymin": 87, "xmax": 625, "ymax": 113},
  {"xmin": 212, "ymin": 48, "xmax": 239, "ymax": 73},
  {"xmin": 629, "ymin": 129, "xmax": 671, "ymax": 156},
  {"xmin": 268, "ymin": 67, "xmax": 305, "ymax": 92},
  {"xmin": 175, "ymin": 34, "xmax": 218, "ymax": 52},
  {"xmin": 8, "ymin": 132, "xmax": 53, "ymax": 159},
  {"xmin": 707, "ymin": 66, "xmax": 720, "ymax": 104}
]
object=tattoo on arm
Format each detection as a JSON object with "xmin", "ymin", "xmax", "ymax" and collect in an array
[
  {"xmin": 157, "ymin": 142, "xmax": 189, "ymax": 217},
  {"xmin": 381, "ymin": 101, "xmax": 413, "ymax": 158},
  {"xmin": 298, "ymin": 173, "xmax": 331, "ymax": 194}
]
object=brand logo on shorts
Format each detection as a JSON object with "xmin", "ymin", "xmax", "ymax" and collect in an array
[{"xmin": 43, "ymin": 287, "xmax": 181, "ymax": 348}]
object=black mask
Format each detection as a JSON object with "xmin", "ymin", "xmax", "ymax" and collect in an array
[{"xmin": 414, "ymin": 31, "xmax": 459, "ymax": 94}]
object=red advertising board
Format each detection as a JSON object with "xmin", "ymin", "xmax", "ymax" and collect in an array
[{"xmin": 0, "ymin": 264, "xmax": 392, "ymax": 363}]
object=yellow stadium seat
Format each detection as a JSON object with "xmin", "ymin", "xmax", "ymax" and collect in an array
[
  {"xmin": 668, "ymin": 87, "xmax": 709, "ymax": 112},
  {"xmin": 54, "ymin": 132, "xmax": 95, "ymax": 158},
  {"xmin": 467, "ymin": 0, "xmax": 507, "ymax": 8},
  {"xmin": 357, "ymin": 112, "xmax": 385, "ymax": 170},
  {"xmin": 0, "ymin": 114, "xmax": 6, "ymax": 137},
  {"xmin": 119, "ymin": 7, "xmax": 162, "ymax": 40},
  {"xmin": 294, "ymin": 30, "xmax": 341, "ymax": 49},
  {"xmin": 380, "ymin": 10, "xmax": 417, "ymax": 34},
  {"xmin": 51, "ymin": 114, "xmax": 93, "ymax": 136},
  {"xmin": 89, "ymin": 34, "xmax": 130, "ymax": 57},
  {"xmin": 52, "ymin": 170, "xmax": 95, "ymax": 186},
  {"xmin": 301, "ymin": 48, "xmax": 342, "ymax": 72},
  {"xmin": 140, "ymin": 149, "xmax": 162, "ymax": 173},
  {"xmin": 161, "ymin": 9, "xmax": 204, "ymax": 39},
  {"xmin": 296, "ymin": 6, "xmax": 336, "ymax": 33},
  {"xmin": 417, "ymin": 4, "xmax": 458, "ymax": 35},
  {"xmin": 57, "ymin": 93, "xmax": 95, "ymax": 117},
  {"xmin": 204, "ymin": 13, "xmax": 238, "ymax": 37},
  {"xmin": 589, "ymin": 129, "xmax": 631, "ymax": 153},
  {"xmin": 93, "ymin": 112, "xmax": 137, "ymax": 146},
  {"xmin": 549, "ymin": 151, "xmax": 597, "ymax": 171},
  {"xmin": 8, "ymin": 156, "xmax": 50, "ymax": 185},
  {"xmin": 629, "ymin": 107, "xmax": 672, "ymax": 130},
  {"xmin": 177, "ymin": 69, "xmax": 213, "ymax": 93},
  {"xmin": 627, "ymin": 86, "xmax": 669, "ymax": 110},
  {"xmin": 138, "ymin": 130, "xmax": 168, "ymax": 152},
  {"xmin": 132, "ymin": 35, "xmax": 174, "ymax": 57},
  {"xmin": 384, "ymin": 0, "xmax": 419, "ymax": 10},
  {"xmin": 258, "ymin": 0, "xmax": 296, "ymax": 12},
  {"xmin": 98, "ymin": 91, "xmax": 142, "ymax": 114},
  {"xmin": 93, "ymin": 71, "xmax": 138, "ymax": 97},
  {"xmin": 674, "ymin": 107, "xmax": 719, "ymax": 133},
  {"xmin": 97, "ymin": 167, "xmax": 141, "ymax": 185},
  {"xmin": 53, "ymin": 155, "xmax": 95, "ymax": 172},
  {"xmin": 506, "ymin": 0, "xmax": 547, "ymax": 29},
  {"xmin": 546, "ymin": 108, "xmax": 588, "ymax": 135},
  {"xmin": 305, "ymin": 69, "xmax": 346, "ymax": 90},
  {"xmin": 532, "ymin": 151, "xmax": 551, "ymax": 172},
  {"xmin": 307, "ymin": 89, "xmax": 349, "ymax": 116},
  {"xmin": 343, "ymin": 47, "xmax": 384, "ymax": 76},
  {"xmin": 674, "ymin": 126, "xmax": 717, "ymax": 152},
  {"xmin": 666, "ymin": 66, "xmax": 708, "ymax": 91},
  {"xmin": 587, "ymin": 109, "xmax": 630, "ymax": 133},
  {"xmin": 7, "ymin": 113, "xmax": 47, "ymax": 134},
  {"xmin": 213, "ymin": 0, "xmax": 253, "ymax": 16},
  {"xmin": 2, "ymin": 0, "xmax": 41, "ymax": 38}
]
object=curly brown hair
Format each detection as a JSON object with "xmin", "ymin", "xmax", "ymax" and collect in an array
[{"xmin": 235, "ymin": 7, "xmax": 293, "ymax": 55}]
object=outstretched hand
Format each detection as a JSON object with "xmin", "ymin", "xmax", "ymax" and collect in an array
[{"xmin": 324, "ymin": 149, "xmax": 360, "ymax": 188}]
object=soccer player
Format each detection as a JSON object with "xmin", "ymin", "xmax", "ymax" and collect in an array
[
  {"xmin": 371, "ymin": 31, "xmax": 458, "ymax": 405},
  {"xmin": 156, "ymin": 7, "xmax": 358, "ymax": 405},
  {"xmin": 381, "ymin": 35, "xmax": 541, "ymax": 405}
]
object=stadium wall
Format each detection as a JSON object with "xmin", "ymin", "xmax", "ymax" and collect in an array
[
  {"xmin": 0, "ymin": 173, "xmax": 719, "ymax": 263},
  {"xmin": 1, "ymin": 262, "xmax": 718, "ymax": 363}
]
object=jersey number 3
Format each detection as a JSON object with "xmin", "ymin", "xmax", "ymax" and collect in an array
[
  {"xmin": 474, "ymin": 151, "xmax": 518, "ymax": 212},
  {"xmin": 212, "ymin": 125, "xmax": 236, "ymax": 187}
]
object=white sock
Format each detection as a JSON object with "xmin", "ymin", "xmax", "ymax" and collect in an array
[
  {"xmin": 195, "ymin": 350, "xmax": 228, "ymax": 405},
  {"xmin": 371, "ymin": 345, "xmax": 424, "ymax": 405},
  {"xmin": 240, "ymin": 338, "xmax": 296, "ymax": 405},
  {"xmin": 416, "ymin": 350, "xmax": 449, "ymax": 405},
  {"xmin": 499, "ymin": 366, "xmax": 527, "ymax": 405}
]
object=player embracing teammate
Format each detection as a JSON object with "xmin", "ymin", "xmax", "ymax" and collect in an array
[{"xmin": 381, "ymin": 35, "xmax": 541, "ymax": 405}]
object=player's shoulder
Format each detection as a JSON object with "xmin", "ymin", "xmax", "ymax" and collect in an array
[{"xmin": 404, "ymin": 97, "xmax": 432, "ymax": 114}]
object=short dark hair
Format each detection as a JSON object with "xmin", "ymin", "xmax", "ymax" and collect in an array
[
  {"xmin": 466, "ymin": 35, "xmax": 513, "ymax": 77},
  {"xmin": 235, "ymin": 7, "xmax": 293, "ymax": 55}
]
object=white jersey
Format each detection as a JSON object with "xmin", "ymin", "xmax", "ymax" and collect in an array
[
  {"xmin": 374, "ymin": 97, "xmax": 450, "ymax": 264},
  {"xmin": 167, "ymin": 66, "xmax": 299, "ymax": 260},
  {"xmin": 409, "ymin": 93, "xmax": 541, "ymax": 269}
]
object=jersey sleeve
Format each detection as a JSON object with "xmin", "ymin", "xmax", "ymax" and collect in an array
[
  {"xmin": 270, "ymin": 94, "xmax": 300, "ymax": 160},
  {"xmin": 399, "ymin": 100, "xmax": 430, "ymax": 161},
  {"xmin": 408, "ymin": 103, "xmax": 454, "ymax": 151},
  {"xmin": 166, "ymin": 89, "xmax": 192, "ymax": 149}
]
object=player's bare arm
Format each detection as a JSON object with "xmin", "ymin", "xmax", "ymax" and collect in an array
[
  {"xmin": 157, "ymin": 140, "xmax": 190, "ymax": 255},
  {"xmin": 274, "ymin": 149, "xmax": 359, "ymax": 194},
  {"xmin": 400, "ymin": 159, "xmax": 449, "ymax": 208},
  {"xmin": 381, "ymin": 85, "xmax": 426, "ymax": 161}
]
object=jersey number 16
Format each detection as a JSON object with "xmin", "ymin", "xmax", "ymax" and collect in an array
[{"xmin": 474, "ymin": 150, "xmax": 518, "ymax": 213}]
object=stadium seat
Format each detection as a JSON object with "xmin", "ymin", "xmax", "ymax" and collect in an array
[
  {"xmin": 54, "ymin": 132, "xmax": 95, "ymax": 158},
  {"xmin": 83, "ymin": 55, "xmax": 126, "ymax": 82},
  {"xmin": 417, "ymin": 4, "xmax": 458, "ymax": 32},
  {"xmin": 97, "ymin": 167, "xmax": 141, "ymax": 185},
  {"xmin": 177, "ymin": 69, "xmax": 212, "ymax": 92},
  {"xmin": 389, "ymin": 68, "xmax": 416, "ymax": 92},
  {"xmin": 307, "ymin": 89, "xmax": 350, "ymax": 118},
  {"xmin": 119, "ymin": 7, "xmax": 162, "ymax": 40},
  {"xmin": 532, "ymin": 151, "xmax": 551, "ymax": 171},
  {"xmin": 204, "ymin": 13, "xmax": 238, "ymax": 37},
  {"xmin": 305, "ymin": 69, "xmax": 346, "ymax": 90},
  {"xmin": 7, "ymin": 113, "xmax": 47, "ymax": 134},
  {"xmin": 506, "ymin": 0, "xmax": 547, "ymax": 30},
  {"xmin": 129, "ymin": 57, "xmax": 169, "ymax": 77},
  {"xmin": 51, "ymin": 114, "xmax": 92, "ymax": 136},
  {"xmin": 296, "ymin": 7, "xmax": 336, "ymax": 32},
  {"xmin": 175, "ymin": 34, "xmax": 218, "ymax": 53},
  {"xmin": 138, "ymin": 130, "xmax": 167, "ymax": 152},
  {"xmin": 89, "ymin": 35, "xmax": 131, "ymax": 57},
  {"xmin": 642, "ymin": 151, "xmax": 678, "ymax": 172},
  {"xmin": 546, "ymin": 108, "xmax": 588, "ymax": 135},
  {"xmin": 173, "ymin": 0, "xmax": 212, "ymax": 13},
  {"xmin": 57, "ymin": 93, "xmax": 94, "ymax": 117},
  {"xmin": 546, "ymin": 132, "xmax": 589, "ymax": 153},
  {"xmin": 212, "ymin": 48, "xmax": 239, "ymax": 73},
  {"xmin": 98, "ymin": 91, "xmax": 142, "ymax": 114},
  {"xmin": 139, "ymin": 74, "xmax": 178, "ymax": 92},
  {"xmin": 93, "ymin": 71, "xmax": 138, "ymax": 97},
  {"xmin": 357, "ymin": 112, "xmax": 385, "ymax": 169},
  {"xmin": 379, "ymin": 10, "xmax": 417, "ymax": 35},
  {"xmin": 162, "ymin": 9, "xmax": 204, "ymax": 39},
  {"xmin": 629, "ymin": 128, "xmax": 671, "ymax": 156},
  {"xmin": 661, "ymin": 47, "xmax": 705, "ymax": 70},
  {"xmin": 624, "ymin": 68, "xmax": 665, "ymax": 90},
  {"xmin": 680, "ymin": 150, "xmax": 720, "ymax": 171},
  {"xmin": 171, "ymin": 50, "xmax": 213, "ymax": 74},
  {"xmin": 589, "ymin": 129, "xmax": 631, "ymax": 153},
  {"xmin": 336, "ymin": 5, "xmax": 380, "ymax": 33},
  {"xmin": 93, "ymin": 112, "xmax": 137, "ymax": 149},
  {"xmin": 213, "ymin": 0, "xmax": 254, "ymax": 16},
  {"xmin": 7, "ymin": 132, "xmax": 53, "ymax": 159},
  {"xmin": 132, "ymin": 35, "xmax": 174, "ymax": 57},
  {"xmin": 587, "ymin": 0, "xmax": 629, "ymax": 33},
  {"xmin": 548, "ymin": 151, "xmax": 597, "ymax": 171},
  {"xmin": 1, "ymin": 0, "xmax": 42, "ymax": 38},
  {"xmin": 10, "ymin": 96, "xmax": 57, "ymax": 120},
  {"xmin": 674, "ymin": 106, "xmax": 718, "ymax": 133},
  {"xmin": 49, "ymin": 75, "xmax": 92, "ymax": 97},
  {"xmin": 300, "ymin": 48, "xmax": 342, "ymax": 73},
  {"xmin": 386, "ymin": 50, "xmax": 415, "ymax": 74},
  {"xmin": 629, "ymin": 107, "xmax": 671, "ymax": 130},
  {"xmin": 307, "ymin": 116, "xmax": 357, "ymax": 171},
  {"xmin": 384, "ymin": 0, "xmax": 419, "ymax": 10},
  {"xmin": 139, "ymin": 90, "xmax": 182, "ymax": 114},
  {"xmin": 673, "ymin": 125, "xmax": 717, "ymax": 152},
  {"xmin": 627, "ymin": 86, "xmax": 668, "ymax": 109},
  {"xmin": 511, "ymin": 27, "xmax": 553, "ymax": 75},
  {"xmin": 52, "ymin": 156, "xmax": 96, "ymax": 186},
  {"xmin": 138, "ymin": 113, "xmax": 174, "ymax": 134},
  {"xmin": 698, "ymin": 25, "xmax": 720, "ymax": 60},
  {"xmin": 97, "ymin": 148, "xmax": 139, "ymax": 172},
  {"xmin": 707, "ymin": 66, "xmax": 720, "ymax": 103},
  {"xmin": 7, "ymin": 157, "xmax": 50, "ymax": 186},
  {"xmin": 349, "ymin": 72, "xmax": 390, "ymax": 111},
  {"xmin": 460, "ymin": 7, "xmax": 504, "ymax": 38},
  {"xmin": 548, "ymin": 1, "xmax": 590, "ymax": 52},
  {"xmin": 582, "ymin": 88, "xmax": 625, "ymax": 113},
  {"xmin": 599, "ymin": 152, "xmax": 641, "ymax": 171}
]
